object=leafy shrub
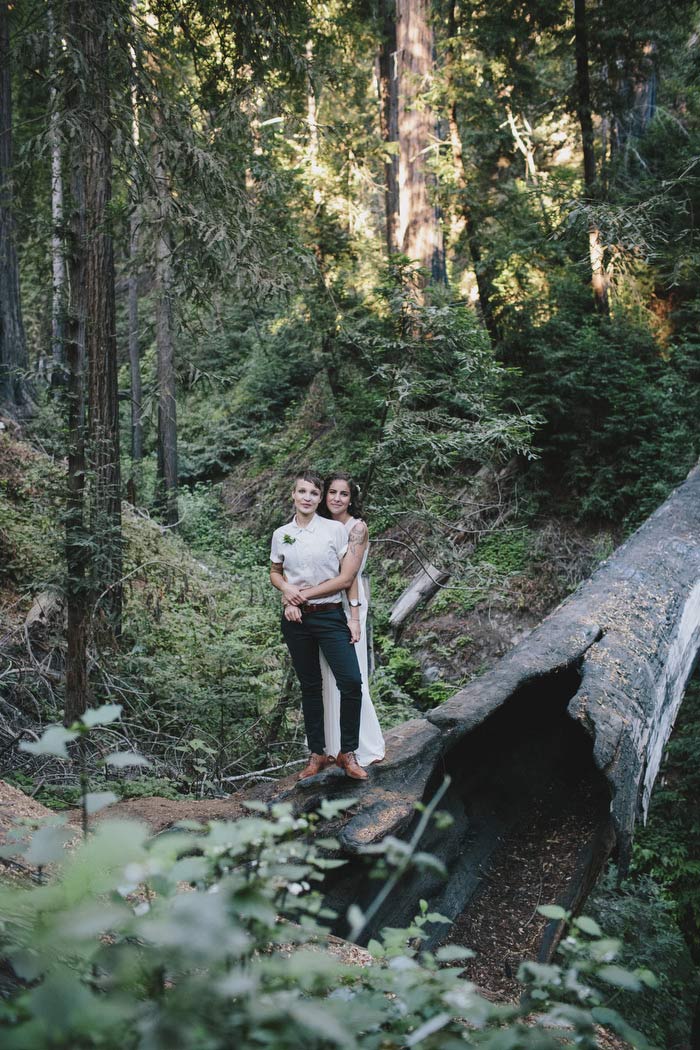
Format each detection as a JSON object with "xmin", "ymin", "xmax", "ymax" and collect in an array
[
  {"xmin": 512, "ymin": 311, "xmax": 700, "ymax": 526},
  {"xmin": 0, "ymin": 435, "xmax": 62, "ymax": 589},
  {"xmin": 369, "ymin": 638, "xmax": 453, "ymax": 723},
  {"xmin": 631, "ymin": 673, "xmax": 700, "ymax": 956},
  {"xmin": 587, "ymin": 871, "xmax": 699, "ymax": 1049},
  {"xmin": 472, "ymin": 529, "xmax": 529, "ymax": 574},
  {"xmin": 0, "ymin": 723, "xmax": 656, "ymax": 1050}
]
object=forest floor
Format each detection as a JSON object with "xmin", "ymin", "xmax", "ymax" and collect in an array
[{"xmin": 444, "ymin": 779, "xmax": 602, "ymax": 1000}]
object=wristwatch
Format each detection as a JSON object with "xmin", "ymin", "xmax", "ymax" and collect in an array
[{"xmin": 348, "ymin": 599, "xmax": 362, "ymax": 608}]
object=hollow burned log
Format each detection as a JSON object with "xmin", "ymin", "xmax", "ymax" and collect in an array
[{"xmin": 287, "ymin": 462, "xmax": 700, "ymax": 952}]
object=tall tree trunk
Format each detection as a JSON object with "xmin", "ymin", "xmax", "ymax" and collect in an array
[
  {"xmin": 444, "ymin": 0, "xmax": 498, "ymax": 341},
  {"xmin": 396, "ymin": 0, "xmax": 445, "ymax": 288},
  {"xmin": 83, "ymin": 0, "xmax": 122, "ymax": 627},
  {"xmin": 63, "ymin": 0, "xmax": 89, "ymax": 725},
  {"xmin": 152, "ymin": 120, "xmax": 178, "ymax": 527},
  {"xmin": 0, "ymin": 1, "xmax": 30, "ymax": 412},
  {"xmin": 128, "ymin": 14, "xmax": 143, "ymax": 477},
  {"xmin": 48, "ymin": 2, "xmax": 65, "ymax": 385},
  {"xmin": 305, "ymin": 39, "xmax": 322, "ymax": 209},
  {"xmin": 377, "ymin": 0, "xmax": 400, "ymax": 256},
  {"xmin": 573, "ymin": 0, "xmax": 609, "ymax": 315},
  {"xmin": 63, "ymin": 0, "xmax": 121, "ymax": 722},
  {"xmin": 128, "ymin": 202, "xmax": 142, "ymax": 467}
]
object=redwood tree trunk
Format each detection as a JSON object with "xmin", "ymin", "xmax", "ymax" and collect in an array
[
  {"xmin": 128, "ymin": 24, "xmax": 143, "ymax": 473},
  {"xmin": 152, "ymin": 123, "xmax": 178, "ymax": 527},
  {"xmin": 63, "ymin": 0, "xmax": 121, "ymax": 721},
  {"xmin": 377, "ymin": 0, "xmax": 400, "ymax": 256},
  {"xmin": 0, "ymin": 1, "xmax": 30, "ymax": 412},
  {"xmin": 445, "ymin": 0, "xmax": 498, "ymax": 341},
  {"xmin": 396, "ymin": 0, "xmax": 445, "ymax": 287},
  {"xmin": 63, "ymin": 0, "xmax": 89, "ymax": 725},
  {"xmin": 83, "ymin": 0, "xmax": 122, "ymax": 627},
  {"xmin": 574, "ymin": 0, "xmax": 609, "ymax": 315},
  {"xmin": 48, "ymin": 1, "xmax": 65, "ymax": 384}
]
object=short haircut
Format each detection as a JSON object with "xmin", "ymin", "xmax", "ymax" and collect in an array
[{"xmin": 294, "ymin": 470, "xmax": 323, "ymax": 492}]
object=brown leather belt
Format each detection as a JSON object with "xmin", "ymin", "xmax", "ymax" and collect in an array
[{"xmin": 300, "ymin": 602, "xmax": 342, "ymax": 614}]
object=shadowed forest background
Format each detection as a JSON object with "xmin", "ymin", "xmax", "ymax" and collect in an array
[{"xmin": 1, "ymin": 0, "xmax": 700, "ymax": 1046}]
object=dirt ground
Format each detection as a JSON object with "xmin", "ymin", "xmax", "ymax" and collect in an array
[{"xmin": 444, "ymin": 779, "xmax": 601, "ymax": 1000}]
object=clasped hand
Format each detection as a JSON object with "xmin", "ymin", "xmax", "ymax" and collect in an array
[{"xmin": 281, "ymin": 583, "xmax": 306, "ymax": 605}]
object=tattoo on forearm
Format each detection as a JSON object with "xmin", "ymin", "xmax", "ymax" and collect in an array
[{"xmin": 347, "ymin": 521, "xmax": 368, "ymax": 559}]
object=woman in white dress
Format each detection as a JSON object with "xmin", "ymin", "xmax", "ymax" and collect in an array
[{"xmin": 316, "ymin": 473, "xmax": 385, "ymax": 766}]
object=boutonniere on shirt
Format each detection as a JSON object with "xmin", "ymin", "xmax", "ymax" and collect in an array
[{"xmin": 283, "ymin": 533, "xmax": 296, "ymax": 545}]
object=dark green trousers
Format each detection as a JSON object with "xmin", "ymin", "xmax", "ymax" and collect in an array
[{"xmin": 281, "ymin": 606, "xmax": 362, "ymax": 754}]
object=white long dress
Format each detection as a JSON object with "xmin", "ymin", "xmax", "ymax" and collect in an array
[{"xmin": 321, "ymin": 517, "xmax": 385, "ymax": 765}]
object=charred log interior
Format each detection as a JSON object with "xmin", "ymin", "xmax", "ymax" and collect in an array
[{"xmin": 326, "ymin": 662, "xmax": 612, "ymax": 968}]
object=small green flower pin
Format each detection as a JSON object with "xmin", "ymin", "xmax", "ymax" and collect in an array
[{"xmin": 283, "ymin": 533, "xmax": 296, "ymax": 544}]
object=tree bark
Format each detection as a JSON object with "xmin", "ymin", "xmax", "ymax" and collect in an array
[
  {"xmin": 444, "ymin": 0, "xmax": 498, "ymax": 341},
  {"xmin": 83, "ymin": 0, "xmax": 122, "ymax": 628},
  {"xmin": 396, "ymin": 0, "xmax": 445, "ymax": 287},
  {"xmin": 63, "ymin": 0, "xmax": 89, "ymax": 724},
  {"xmin": 128, "ymin": 15, "xmax": 143, "ymax": 473},
  {"xmin": 377, "ymin": 0, "xmax": 400, "ymax": 256},
  {"xmin": 48, "ymin": 2, "xmax": 65, "ymax": 385},
  {"xmin": 573, "ymin": 0, "xmax": 609, "ymax": 315},
  {"xmin": 152, "ymin": 118, "xmax": 178, "ymax": 527},
  {"xmin": 0, "ymin": 1, "xmax": 30, "ymax": 412},
  {"xmin": 62, "ymin": 0, "xmax": 121, "ymax": 720}
]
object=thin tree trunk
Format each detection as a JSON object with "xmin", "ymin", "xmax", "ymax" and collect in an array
[
  {"xmin": 305, "ymin": 39, "xmax": 322, "ymax": 208},
  {"xmin": 128, "ymin": 12, "xmax": 143, "ymax": 474},
  {"xmin": 152, "ymin": 120, "xmax": 178, "ymax": 527},
  {"xmin": 0, "ymin": 1, "xmax": 30, "ymax": 412},
  {"xmin": 574, "ymin": 0, "xmax": 609, "ymax": 315},
  {"xmin": 445, "ymin": 0, "xmax": 498, "ymax": 341},
  {"xmin": 83, "ymin": 0, "xmax": 122, "ymax": 627},
  {"xmin": 48, "ymin": 2, "xmax": 65, "ymax": 384},
  {"xmin": 396, "ymin": 0, "xmax": 445, "ymax": 288},
  {"xmin": 63, "ymin": 0, "xmax": 89, "ymax": 725},
  {"xmin": 377, "ymin": 0, "xmax": 400, "ymax": 256},
  {"xmin": 128, "ymin": 209, "xmax": 142, "ymax": 465}
]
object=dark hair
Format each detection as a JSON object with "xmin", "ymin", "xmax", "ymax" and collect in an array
[
  {"xmin": 319, "ymin": 472, "xmax": 366, "ymax": 521},
  {"xmin": 293, "ymin": 470, "xmax": 323, "ymax": 492}
]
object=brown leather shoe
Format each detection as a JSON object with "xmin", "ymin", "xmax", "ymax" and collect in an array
[
  {"xmin": 298, "ymin": 753, "xmax": 334, "ymax": 781},
  {"xmin": 336, "ymin": 751, "xmax": 369, "ymax": 780}
]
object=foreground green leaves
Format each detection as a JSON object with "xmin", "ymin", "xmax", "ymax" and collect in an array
[{"xmin": 0, "ymin": 796, "xmax": 657, "ymax": 1050}]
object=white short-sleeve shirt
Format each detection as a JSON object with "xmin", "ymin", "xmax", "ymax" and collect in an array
[{"xmin": 270, "ymin": 514, "xmax": 348, "ymax": 605}]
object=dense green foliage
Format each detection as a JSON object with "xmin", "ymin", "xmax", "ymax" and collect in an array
[
  {"xmin": 632, "ymin": 675, "xmax": 700, "ymax": 957},
  {"xmin": 588, "ymin": 872, "xmax": 699, "ymax": 1048},
  {"xmin": 0, "ymin": 718, "xmax": 656, "ymax": 1050},
  {"xmin": 2, "ymin": 0, "xmax": 700, "ymax": 1039}
]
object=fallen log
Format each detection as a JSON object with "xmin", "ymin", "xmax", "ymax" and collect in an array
[
  {"xmin": 388, "ymin": 562, "xmax": 450, "ymax": 632},
  {"xmin": 289, "ymin": 461, "xmax": 700, "ymax": 948}
]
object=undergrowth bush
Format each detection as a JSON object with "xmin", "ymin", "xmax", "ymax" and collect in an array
[
  {"xmin": 513, "ymin": 311, "xmax": 700, "ymax": 526},
  {"xmin": 0, "ymin": 435, "xmax": 62, "ymax": 590},
  {"xmin": 587, "ymin": 871, "xmax": 698, "ymax": 1049},
  {"xmin": 0, "ymin": 723, "xmax": 656, "ymax": 1050},
  {"xmin": 631, "ymin": 673, "xmax": 700, "ymax": 956}
]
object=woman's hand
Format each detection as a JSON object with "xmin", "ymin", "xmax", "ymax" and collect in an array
[
  {"xmin": 284, "ymin": 604, "xmax": 302, "ymax": 623},
  {"xmin": 282, "ymin": 582, "xmax": 305, "ymax": 605},
  {"xmin": 348, "ymin": 618, "xmax": 361, "ymax": 644}
]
